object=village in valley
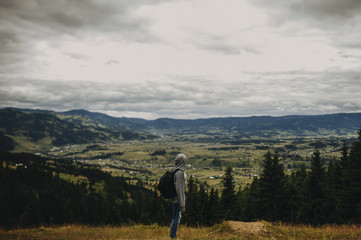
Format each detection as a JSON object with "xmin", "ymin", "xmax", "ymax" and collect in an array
[{"xmin": 43, "ymin": 135, "xmax": 351, "ymax": 190}]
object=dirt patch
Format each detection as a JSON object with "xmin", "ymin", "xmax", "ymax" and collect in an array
[{"xmin": 227, "ymin": 221, "xmax": 270, "ymax": 234}]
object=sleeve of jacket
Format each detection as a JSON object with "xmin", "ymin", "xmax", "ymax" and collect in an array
[{"xmin": 174, "ymin": 171, "xmax": 186, "ymax": 212}]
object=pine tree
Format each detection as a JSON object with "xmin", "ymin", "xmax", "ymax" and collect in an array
[
  {"xmin": 234, "ymin": 186, "xmax": 244, "ymax": 221},
  {"xmin": 257, "ymin": 151, "xmax": 287, "ymax": 221},
  {"xmin": 221, "ymin": 166, "xmax": 236, "ymax": 220},
  {"xmin": 339, "ymin": 140, "xmax": 351, "ymax": 221},
  {"xmin": 286, "ymin": 172, "xmax": 298, "ymax": 223},
  {"xmin": 198, "ymin": 183, "xmax": 208, "ymax": 225},
  {"xmin": 19, "ymin": 190, "xmax": 41, "ymax": 227},
  {"xmin": 184, "ymin": 176, "xmax": 200, "ymax": 226},
  {"xmin": 298, "ymin": 148, "xmax": 325, "ymax": 224},
  {"xmin": 207, "ymin": 188, "xmax": 222, "ymax": 225},
  {"xmin": 324, "ymin": 159, "xmax": 343, "ymax": 223},
  {"xmin": 340, "ymin": 140, "xmax": 349, "ymax": 169},
  {"xmin": 343, "ymin": 127, "xmax": 361, "ymax": 222},
  {"xmin": 104, "ymin": 177, "xmax": 120, "ymax": 224},
  {"xmin": 239, "ymin": 177, "xmax": 259, "ymax": 221},
  {"xmin": 289, "ymin": 165, "xmax": 307, "ymax": 223}
]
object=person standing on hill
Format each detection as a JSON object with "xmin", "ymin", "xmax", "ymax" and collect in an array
[{"xmin": 170, "ymin": 153, "xmax": 187, "ymax": 239}]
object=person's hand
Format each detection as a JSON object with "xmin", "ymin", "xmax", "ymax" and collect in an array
[{"xmin": 181, "ymin": 207, "xmax": 185, "ymax": 213}]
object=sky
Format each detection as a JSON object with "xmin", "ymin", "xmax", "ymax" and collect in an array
[{"xmin": 1, "ymin": 0, "xmax": 361, "ymax": 119}]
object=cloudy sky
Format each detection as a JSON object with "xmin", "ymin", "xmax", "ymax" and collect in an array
[{"xmin": 1, "ymin": 0, "xmax": 361, "ymax": 119}]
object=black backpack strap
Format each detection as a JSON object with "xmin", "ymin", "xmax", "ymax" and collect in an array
[
  {"xmin": 171, "ymin": 168, "xmax": 183, "ymax": 179},
  {"xmin": 172, "ymin": 168, "xmax": 183, "ymax": 174}
]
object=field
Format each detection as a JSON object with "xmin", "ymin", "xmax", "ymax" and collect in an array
[
  {"xmin": 41, "ymin": 136, "xmax": 350, "ymax": 190},
  {"xmin": 1, "ymin": 221, "xmax": 361, "ymax": 240}
]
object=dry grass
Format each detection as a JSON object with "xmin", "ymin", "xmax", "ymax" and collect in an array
[
  {"xmin": 0, "ymin": 224, "xmax": 219, "ymax": 240},
  {"xmin": 1, "ymin": 222, "xmax": 361, "ymax": 240},
  {"xmin": 267, "ymin": 222, "xmax": 361, "ymax": 240}
]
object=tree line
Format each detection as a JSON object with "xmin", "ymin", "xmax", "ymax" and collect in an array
[
  {"xmin": 0, "ymin": 152, "xmax": 171, "ymax": 228},
  {"xmin": 184, "ymin": 128, "xmax": 361, "ymax": 225},
  {"xmin": 1, "ymin": 127, "xmax": 360, "ymax": 228}
]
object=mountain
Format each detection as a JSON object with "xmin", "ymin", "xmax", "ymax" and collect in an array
[
  {"xmin": 2, "ymin": 107, "xmax": 361, "ymax": 151},
  {"xmin": 58, "ymin": 109, "xmax": 361, "ymax": 137},
  {"xmin": 59, "ymin": 109, "xmax": 148, "ymax": 130},
  {"xmin": 0, "ymin": 108, "xmax": 153, "ymax": 151},
  {"xmin": 145, "ymin": 113, "xmax": 361, "ymax": 137}
]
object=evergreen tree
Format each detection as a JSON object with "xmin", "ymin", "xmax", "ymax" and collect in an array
[
  {"xmin": 285, "ymin": 172, "xmax": 298, "ymax": 223},
  {"xmin": 221, "ymin": 166, "xmax": 236, "ymax": 220},
  {"xmin": 257, "ymin": 151, "xmax": 287, "ymax": 221},
  {"xmin": 206, "ymin": 188, "xmax": 222, "ymax": 225},
  {"xmin": 288, "ymin": 165, "xmax": 307, "ymax": 223},
  {"xmin": 120, "ymin": 198, "xmax": 130, "ymax": 223},
  {"xmin": 338, "ymin": 140, "xmax": 350, "ymax": 221},
  {"xmin": 198, "ymin": 182, "xmax": 208, "ymax": 225},
  {"xmin": 152, "ymin": 192, "xmax": 169, "ymax": 225},
  {"xmin": 104, "ymin": 177, "xmax": 120, "ymax": 224},
  {"xmin": 343, "ymin": 127, "xmax": 361, "ymax": 222},
  {"xmin": 87, "ymin": 192, "xmax": 104, "ymax": 224},
  {"xmin": 323, "ymin": 159, "xmax": 343, "ymax": 223},
  {"xmin": 19, "ymin": 190, "xmax": 41, "ymax": 227},
  {"xmin": 239, "ymin": 177, "xmax": 259, "ymax": 221},
  {"xmin": 184, "ymin": 176, "xmax": 200, "ymax": 226},
  {"xmin": 298, "ymin": 148, "xmax": 326, "ymax": 224},
  {"xmin": 234, "ymin": 187, "xmax": 244, "ymax": 221},
  {"xmin": 340, "ymin": 140, "xmax": 349, "ymax": 169}
]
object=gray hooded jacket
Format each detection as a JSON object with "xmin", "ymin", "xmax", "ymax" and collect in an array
[{"xmin": 172, "ymin": 154, "xmax": 187, "ymax": 212}]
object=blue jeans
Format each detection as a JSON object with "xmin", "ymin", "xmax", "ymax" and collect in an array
[{"xmin": 170, "ymin": 203, "xmax": 181, "ymax": 239}]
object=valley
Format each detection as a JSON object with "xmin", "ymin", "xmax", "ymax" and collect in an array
[
  {"xmin": 2, "ymin": 107, "xmax": 361, "ymax": 229},
  {"xmin": 1, "ymin": 107, "xmax": 359, "ymax": 189},
  {"xmin": 42, "ymin": 135, "xmax": 353, "ymax": 190}
]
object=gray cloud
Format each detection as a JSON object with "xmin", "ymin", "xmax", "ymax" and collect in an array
[
  {"xmin": 1, "ymin": 0, "xmax": 360, "ymax": 119},
  {"xmin": 253, "ymin": 0, "xmax": 361, "ymax": 24},
  {"xmin": 0, "ymin": 0, "xmax": 156, "ymax": 35},
  {"xmin": 0, "ymin": 0, "xmax": 184, "ymax": 43},
  {"xmin": 1, "ymin": 69, "xmax": 361, "ymax": 119},
  {"xmin": 189, "ymin": 33, "xmax": 241, "ymax": 55},
  {"xmin": 0, "ymin": 0, "xmax": 168, "ymax": 72},
  {"xmin": 250, "ymin": 0, "xmax": 361, "ymax": 59},
  {"xmin": 291, "ymin": 0, "xmax": 361, "ymax": 20}
]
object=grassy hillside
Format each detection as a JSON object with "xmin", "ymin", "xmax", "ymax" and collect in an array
[
  {"xmin": 0, "ymin": 109, "xmax": 154, "ymax": 151},
  {"xmin": 1, "ymin": 221, "xmax": 360, "ymax": 240}
]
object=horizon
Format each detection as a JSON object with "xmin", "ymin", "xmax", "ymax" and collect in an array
[
  {"xmin": 3, "ymin": 106, "xmax": 361, "ymax": 121},
  {"xmin": 1, "ymin": 0, "xmax": 361, "ymax": 119}
]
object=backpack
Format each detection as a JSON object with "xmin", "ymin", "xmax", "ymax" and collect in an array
[{"xmin": 158, "ymin": 169, "xmax": 182, "ymax": 199}]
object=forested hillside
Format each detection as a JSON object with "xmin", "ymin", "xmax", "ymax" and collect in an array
[
  {"xmin": 184, "ymin": 127, "xmax": 361, "ymax": 225},
  {"xmin": 0, "ymin": 152, "xmax": 170, "ymax": 228},
  {"xmin": 4, "ymin": 108, "xmax": 361, "ymax": 138},
  {"xmin": 56, "ymin": 109, "xmax": 361, "ymax": 136},
  {"xmin": 54, "ymin": 110, "xmax": 361, "ymax": 137},
  {"xmin": 1, "ymin": 127, "xmax": 361, "ymax": 228},
  {"xmin": 0, "ymin": 108, "xmax": 154, "ymax": 151}
]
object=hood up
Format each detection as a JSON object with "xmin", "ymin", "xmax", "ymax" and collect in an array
[{"xmin": 173, "ymin": 153, "xmax": 187, "ymax": 171}]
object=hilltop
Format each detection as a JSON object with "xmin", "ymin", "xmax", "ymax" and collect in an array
[{"xmin": 1, "ymin": 221, "xmax": 360, "ymax": 240}]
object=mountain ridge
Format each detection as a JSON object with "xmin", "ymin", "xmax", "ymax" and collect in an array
[
  {"xmin": 6, "ymin": 107, "xmax": 361, "ymax": 124},
  {"xmin": 2, "ymin": 107, "xmax": 361, "ymax": 150}
]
